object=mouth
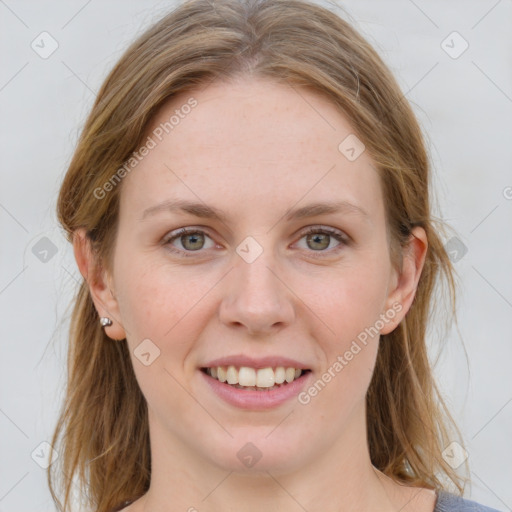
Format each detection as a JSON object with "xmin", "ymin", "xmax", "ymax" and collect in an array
[{"xmin": 200, "ymin": 365, "xmax": 312, "ymax": 391}]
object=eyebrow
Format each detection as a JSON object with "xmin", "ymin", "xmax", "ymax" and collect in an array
[{"xmin": 140, "ymin": 199, "xmax": 370, "ymax": 223}]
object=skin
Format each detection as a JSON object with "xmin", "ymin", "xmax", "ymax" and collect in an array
[{"xmin": 74, "ymin": 77, "xmax": 434, "ymax": 512}]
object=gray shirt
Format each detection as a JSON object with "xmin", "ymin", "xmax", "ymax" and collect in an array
[
  {"xmin": 110, "ymin": 491, "xmax": 503, "ymax": 511},
  {"xmin": 435, "ymin": 490, "xmax": 502, "ymax": 512}
]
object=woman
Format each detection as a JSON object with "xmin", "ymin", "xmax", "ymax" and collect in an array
[{"xmin": 48, "ymin": 0, "xmax": 501, "ymax": 511}]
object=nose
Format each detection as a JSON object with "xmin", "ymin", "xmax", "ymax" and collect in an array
[{"xmin": 218, "ymin": 250, "xmax": 296, "ymax": 336}]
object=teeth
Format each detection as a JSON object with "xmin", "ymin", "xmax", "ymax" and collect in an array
[
  {"xmin": 226, "ymin": 365, "xmax": 238, "ymax": 385},
  {"xmin": 285, "ymin": 367, "xmax": 295, "ymax": 383},
  {"xmin": 205, "ymin": 365, "xmax": 306, "ymax": 388},
  {"xmin": 238, "ymin": 367, "xmax": 256, "ymax": 386},
  {"xmin": 274, "ymin": 367, "xmax": 286, "ymax": 384},
  {"xmin": 217, "ymin": 366, "xmax": 227, "ymax": 382},
  {"xmin": 256, "ymin": 367, "xmax": 274, "ymax": 387}
]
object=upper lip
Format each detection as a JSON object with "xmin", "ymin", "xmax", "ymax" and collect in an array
[{"xmin": 201, "ymin": 355, "xmax": 310, "ymax": 370}]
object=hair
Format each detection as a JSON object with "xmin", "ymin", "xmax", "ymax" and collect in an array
[{"xmin": 49, "ymin": 0, "xmax": 469, "ymax": 511}]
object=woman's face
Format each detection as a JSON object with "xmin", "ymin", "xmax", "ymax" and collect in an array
[{"xmin": 93, "ymin": 77, "xmax": 424, "ymax": 474}]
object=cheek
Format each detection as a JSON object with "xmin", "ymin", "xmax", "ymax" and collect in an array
[
  {"xmin": 113, "ymin": 253, "xmax": 221, "ymax": 349},
  {"xmin": 112, "ymin": 256, "xmax": 212, "ymax": 404},
  {"xmin": 114, "ymin": 265, "xmax": 167, "ymax": 340},
  {"xmin": 295, "ymin": 254, "xmax": 390, "ymax": 393},
  {"xmin": 298, "ymin": 271, "xmax": 384, "ymax": 422},
  {"xmin": 302, "ymin": 258, "xmax": 390, "ymax": 343}
]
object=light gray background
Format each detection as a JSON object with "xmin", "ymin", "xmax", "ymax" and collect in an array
[{"xmin": 1, "ymin": 1, "xmax": 511, "ymax": 511}]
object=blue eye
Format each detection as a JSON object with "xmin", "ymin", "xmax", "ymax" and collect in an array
[
  {"xmin": 163, "ymin": 226, "xmax": 348, "ymax": 258},
  {"xmin": 297, "ymin": 227, "xmax": 348, "ymax": 255},
  {"xmin": 163, "ymin": 228, "xmax": 215, "ymax": 256}
]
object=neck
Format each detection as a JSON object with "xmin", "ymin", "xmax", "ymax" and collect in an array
[{"xmin": 138, "ymin": 403, "xmax": 406, "ymax": 512}]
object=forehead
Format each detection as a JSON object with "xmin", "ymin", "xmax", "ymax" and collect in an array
[{"xmin": 120, "ymin": 77, "xmax": 384, "ymax": 225}]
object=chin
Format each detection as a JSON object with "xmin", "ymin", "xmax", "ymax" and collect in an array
[{"xmin": 202, "ymin": 429, "xmax": 311, "ymax": 475}]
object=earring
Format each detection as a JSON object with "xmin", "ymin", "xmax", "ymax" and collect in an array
[{"xmin": 100, "ymin": 317, "xmax": 113, "ymax": 327}]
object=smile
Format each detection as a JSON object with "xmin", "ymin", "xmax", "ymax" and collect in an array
[
  {"xmin": 199, "ymin": 364, "xmax": 313, "ymax": 409},
  {"xmin": 202, "ymin": 365, "xmax": 310, "ymax": 390}
]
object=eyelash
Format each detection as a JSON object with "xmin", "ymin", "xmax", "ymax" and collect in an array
[{"xmin": 162, "ymin": 226, "xmax": 350, "ymax": 259}]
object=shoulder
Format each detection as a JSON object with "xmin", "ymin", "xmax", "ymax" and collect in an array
[{"xmin": 435, "ymin": 490, "xmax": 503, "ymax": 512}]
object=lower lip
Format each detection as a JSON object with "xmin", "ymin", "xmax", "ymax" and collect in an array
[{"xmin": 200, "ymin": 370, "xmax": 312, "ymax": 410}]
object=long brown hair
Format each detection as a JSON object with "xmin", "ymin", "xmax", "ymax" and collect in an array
[{"xmin": 49, "ymin": 0, "xmax": 468, "ymax": 510}]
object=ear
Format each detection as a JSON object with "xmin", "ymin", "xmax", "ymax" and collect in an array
[
  {"xmin": 379, "ymin": 226, "xmax": 428, "ymax": 335},
  {"xmin": 73, "ymin": 228, "xmax": 127, "ymax": 341}
]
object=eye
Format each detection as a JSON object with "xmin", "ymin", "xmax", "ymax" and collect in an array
[
  {"xmin": 163, "ymin": 227, "xmax": 216, "ymax": 256},
  {"xmin": 295, "ymin": 226, "xmax": 349, "ymax": 255},
  {"xmin": 162, "ymin": 226, "xmax": 349, "ymax": 258}
]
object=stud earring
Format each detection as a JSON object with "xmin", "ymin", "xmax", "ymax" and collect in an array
[{"xmin": 100, "ymin": 317, "xmax": 113, "ymax": 327}]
